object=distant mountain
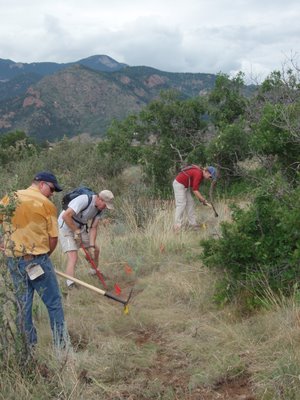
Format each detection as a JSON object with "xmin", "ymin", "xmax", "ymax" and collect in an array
[
  {"xmin": 0, "ymin": 55, "xmax": 217, "ymax": 141},
  {"xmin": 0, "ymin": 72, "xmax": 42, "ymax": 101},
  {"xmin": 78, "ymin": 55, "xmax": 127, "ymax": 73},
  {"xmin": 0, "ymin": 55, "xmax": 127, "ymax": 82}
]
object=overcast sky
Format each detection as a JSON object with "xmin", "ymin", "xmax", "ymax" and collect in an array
[{"xmin": 1, "ymin": 0, "xmax": 299, "ymax": 81}]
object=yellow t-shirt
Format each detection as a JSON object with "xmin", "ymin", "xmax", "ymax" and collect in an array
[{"xmin": 0, "ymin": 185, "xmax": 58, "ymax": 257}]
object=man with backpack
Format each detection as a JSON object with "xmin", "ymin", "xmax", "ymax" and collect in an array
[
  {"xmin": 173, "ymin": 165, "xmax": 217, "ymax": 232},
  {"xmin": 58, "ymin": 188, "xmax": 114, "ymax": 288}
]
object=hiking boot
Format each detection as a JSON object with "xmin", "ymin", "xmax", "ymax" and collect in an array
[
  {"xmin": 66, "ymin": 280, "xmax": 77, "ymax": 290},
  {"xmin": 67, "ymin": 283, "xmax": 76, "ymax": 290}
]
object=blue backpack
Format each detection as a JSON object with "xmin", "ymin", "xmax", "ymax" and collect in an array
[{"xmin": 62, "ymin": 187, "xmax": 96, "ymax": 211}]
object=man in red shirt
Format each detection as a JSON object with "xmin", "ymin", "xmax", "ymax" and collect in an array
[{"xmin": 173, "ymin": 165, "xmax": 216, "ymax": 231}]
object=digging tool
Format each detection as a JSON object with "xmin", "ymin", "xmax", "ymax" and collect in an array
[
  {"xmin": 81, "ymin": 244, "xmax": 122, "ymax": 294},
  {"xmin": 55, "ymin": 270, "xmax": 133, "ymax": 314},
  {"xmin": 200, "ymin": 200, "xmax": 218, "ymax": 218},
  {"xmin": 209, "ymin": 179, "xmax": 219, "ymax": 218},
  {"xmin": 207, "ymin": 201, "xmax": 219, "ymax": 218},
  {"xmin": 80, "ymin": 244, "xmax": 108, "ymax": 289}
]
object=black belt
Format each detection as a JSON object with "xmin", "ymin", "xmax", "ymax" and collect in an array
[{"xmin": 21, "ymin": 254, "xmax": 45, "ymax": 261}]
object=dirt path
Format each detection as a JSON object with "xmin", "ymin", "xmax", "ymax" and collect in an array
[{"xmin": 132, "ymin": 328, "xmax": 257, "ymax": 400}]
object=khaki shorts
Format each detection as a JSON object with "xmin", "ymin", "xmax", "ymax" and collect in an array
[{"xmin": 59, "ymin": 225, "xmax": 91, "ymax": 253}]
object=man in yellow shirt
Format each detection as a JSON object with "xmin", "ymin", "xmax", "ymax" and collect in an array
[{"xmin": 0, "ymin": 171, "xmax": 68, "ymax": 350}]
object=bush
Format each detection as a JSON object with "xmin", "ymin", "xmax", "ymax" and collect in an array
[
  {"xmin": 0, "ymin": 131, "xmax": 39, "ymax": 167},
  {"xmin": 201, "ymin": 176, "xmax": 300, "ymax": 307},
  {"xmin": 0, "ymin": 193, "xmax": 33, "ymax": 368}
]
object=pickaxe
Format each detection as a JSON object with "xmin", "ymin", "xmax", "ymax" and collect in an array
[
  {"xmin": 206, "ymin": 201, "xmax": 219, "ymax": 218},
  {"xmin": 209, "ymin": 179, "xmax": 219, "ymax": 218},
  {"xmin": 56, "ymin": 270, "xmax": 133, "ymax": 314},
  {"xmin": 80, "ymin": 244, "xmax": 108, "ymax": 289},
  {"xmin": 81, "ymin": 244, "xmax": 121, "ymax": 294}
]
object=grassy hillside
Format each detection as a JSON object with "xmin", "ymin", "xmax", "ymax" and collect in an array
[{"xmin": 1, "ymin": 143, "xmax": 300, "ymax": 399}]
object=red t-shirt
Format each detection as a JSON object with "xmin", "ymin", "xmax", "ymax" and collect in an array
[{"xmin": 175, "ymin": 167, "xmax": 203, "ymax": 191}]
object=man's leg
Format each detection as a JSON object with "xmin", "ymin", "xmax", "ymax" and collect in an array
[
  {"xmin": 65, "ymin": 250, "xmax": 78, "ymax": 278},
  {"xmin": 7, "ymin": 257, "xmax": 37, "ymax": 346},
  {"xmin": 59, "ymin": 226, "xmax": 79, "ymax": 287},
  {"xmin": 65, "ymin": 250, "xmax": 78, "ymax": 287},
  {"xmin": 33, "ymin": 254, "xmax": 69, "ymax": 349},
  {"xmin": 186, "ymin": 189, "xmax": 197, "ymax": 226},
  {"xmin": 173, "ymin": 180, "xmax": 187, "ymax": 230}
]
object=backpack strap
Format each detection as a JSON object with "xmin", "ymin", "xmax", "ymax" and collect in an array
[
  {"xmin": 79, "ymin": 193, "xmax": 93, "ymax": 213},
  {"xmin": 181, "ymin": 164, "xmax": 201, "ymax": 172},
  {"xmin": 89, "ymin": 210, "xmax": 102, "ymax": 228},
  {"xmin": 71, "ymin": 194, "xmax": 94, "ymax": 228},
  {"xmin": 180, "ymin": 165, "xmax": 202, "ymax": 188}
]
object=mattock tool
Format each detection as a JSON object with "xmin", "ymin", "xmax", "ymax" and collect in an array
[
  {"xmin": 56, "ymin": 270, "xmax": 133, "ymax": 314},
  {"xmin": 80, "ymin": 244, "xmax": 108, "ymax": 289}
]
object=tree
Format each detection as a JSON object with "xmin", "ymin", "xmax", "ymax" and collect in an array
[
  {"xmin": 206, "ymin": 121, "xmax": 250, "ymax": 180},
  {"xmin": 97, "ymin": 116, "xmax": 143, "ymax": 178},
  {"xmin": 248, "ymin": 67, "xmax": 300, "ymax": 181},
  {"xmin": 97, "ymin": 90, "xmax": 209, "ymax": 194},
  {"xmin": 208, "ymin": 72, "xmax": 247, "ymax": 127},
  {"xmin": 0, "ymin": 131, "xmax": 38, "ymax": 166}
]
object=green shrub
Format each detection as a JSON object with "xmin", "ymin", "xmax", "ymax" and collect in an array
[
  {"xmin": 201, "ymin": 176, "xmax": 300, "ymax": 307},
  {"xmin": 0, "ymin": 131, "xmax": 39, "ymax": 166},
  {"xmin": 0, "ymin": 192, "xmax": 33, "ymax": 368}
]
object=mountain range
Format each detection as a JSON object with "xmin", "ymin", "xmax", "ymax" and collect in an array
[{"xmin": 0, "ymin": 55, "xmax": 217, "ymax": 142}]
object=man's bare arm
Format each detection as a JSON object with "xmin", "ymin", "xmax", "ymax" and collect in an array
[
  {"xmin": 62, "ymin": 208, "xmax": 80, "ymax": 232},
  {"xmin": 49, "ymin": 237, "xmax": 58, "ymax": 254}
]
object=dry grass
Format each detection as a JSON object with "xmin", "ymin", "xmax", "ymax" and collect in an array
[{"xmin": 2, "ymin": 198, "xmax": 300, "ymax": 399}]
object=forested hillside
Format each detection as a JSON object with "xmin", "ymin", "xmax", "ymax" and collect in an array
[{"xmin": 0, "ymin": 57, "xmax": 217, "ymax": 141}]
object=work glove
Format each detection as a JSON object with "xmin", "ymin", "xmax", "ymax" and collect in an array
[{"xmin": 74, "ymin": 230, "xmax": 82, "ymax": 246}]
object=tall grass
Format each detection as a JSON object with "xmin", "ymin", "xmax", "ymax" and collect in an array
[{"xmin": 2, "ymin": 160, "xmax": 300, "ymax": 398}]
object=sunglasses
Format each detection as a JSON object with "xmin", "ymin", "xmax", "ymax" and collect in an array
[{"xmin": 44, "ymin": 182, "xmax": 55, "ymax": 193}]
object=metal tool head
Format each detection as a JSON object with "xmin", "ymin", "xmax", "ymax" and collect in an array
[{"xmin": 105, "ymin": 288, "xmax": 134, "ymax": 315}]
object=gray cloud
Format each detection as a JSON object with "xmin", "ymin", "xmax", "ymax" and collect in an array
[{"xmin": 0, "ymin": 0, "xmax": 299, "ymax": 81}]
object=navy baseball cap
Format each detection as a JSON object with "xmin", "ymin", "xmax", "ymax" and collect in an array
[
  {"xmin": 207, "ymin": 166, "xmax": 217, "ymax": 180},
  {"xmin": 34, "ymin": 171, "xmax": 63, "ymax": 192}
]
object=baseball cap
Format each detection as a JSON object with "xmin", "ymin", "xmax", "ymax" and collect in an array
[
  {"xmin": 99, "ymin": 190, "xmax": 114, "ymax": 210},
  {"xmin": 207, "ymin": 166, "xmax": 217, "ymax": 180},
  {"xmin": 34, "ymin": 171, "xmax": 63, "ymax": 192}
]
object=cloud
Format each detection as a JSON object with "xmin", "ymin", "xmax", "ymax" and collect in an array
[{"xmin": 0, "ymin": 0, "xmax": 299, "ymax": 80}]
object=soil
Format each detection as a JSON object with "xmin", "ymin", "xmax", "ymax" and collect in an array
[{"xmin": 132, "ymin": 328, "xmax": 257, "ymax": 400}]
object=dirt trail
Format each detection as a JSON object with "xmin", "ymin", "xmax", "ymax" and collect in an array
[{"xmin": 133, "ymin": 328, "xmax": 257, "ymax": 400}]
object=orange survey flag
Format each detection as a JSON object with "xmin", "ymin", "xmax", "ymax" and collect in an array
[{"xmin": 124, "ymin": 263, "xmax": 133, "ymax": 274}]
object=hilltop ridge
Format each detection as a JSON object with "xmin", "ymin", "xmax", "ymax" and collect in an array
[{"xmin": 0, "ymin": 55, "xmax": 217, "ymax": 141}]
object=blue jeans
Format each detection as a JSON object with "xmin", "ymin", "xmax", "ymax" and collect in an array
[{"xmin": 7, "ymin": 254, "xmax": 68, "ymax": 348}]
